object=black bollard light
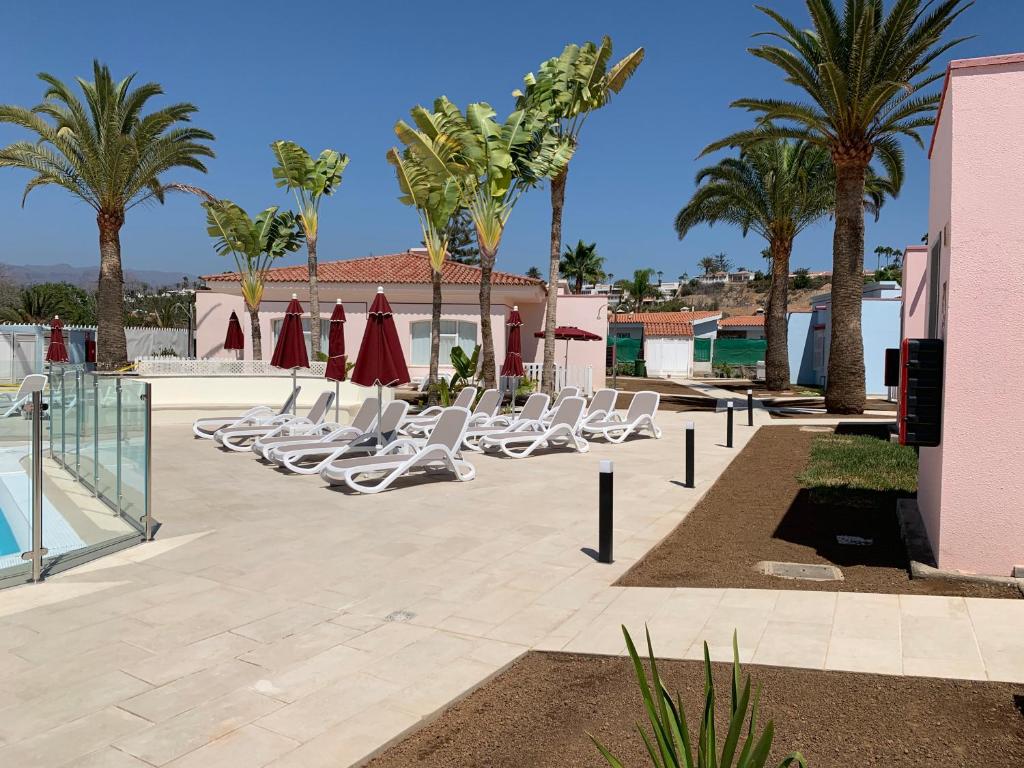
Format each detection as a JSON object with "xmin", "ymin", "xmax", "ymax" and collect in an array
[
  {"xmin": 726, "ymin": 401, "xmax": 734, "ymax": 448},
  {"xmin": 685, "ymin": 421, "xmax": 695, "ymax": 488},
  {"xmin": 598, "ymin": 460, "xmax": 613, "ymax": 563},
  {"xmin": 747, "ymin": 388, "xmax": 754, "ymax": 426}
]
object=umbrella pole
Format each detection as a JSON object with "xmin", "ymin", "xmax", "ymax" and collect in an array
[
  {"xmin": 291, "ymin": 369, "xmax": 298, "ymax": 414},
  {"xmin": 376, "ymin": 381, "xmax": 384, "ymax": 450},
  {"xmin": 335, "ymin": 380, "xmax": 340, "ymax": 424}
]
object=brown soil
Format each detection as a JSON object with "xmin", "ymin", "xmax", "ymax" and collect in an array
[
  {"xmin": 617, "ymin": 426, "xmax": 1020, "ymax": 598},
  {"xmin": 612, "ymin": 377, "xmax": 716, "ymax": 413},
  {"xmin": 367, "ymin": 651, "xmax": 1024, "ymax": 768}
]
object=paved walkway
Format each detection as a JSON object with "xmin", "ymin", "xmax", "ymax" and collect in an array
[{"xmin": 0, "ymin": 409, "xmax": 1021, "ymax": 767}]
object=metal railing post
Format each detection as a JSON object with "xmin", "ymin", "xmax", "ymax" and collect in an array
[
  {"xmin": 142, "ymin": 382, "xmax": 153, "ymax": 541},
  {"xmin": 21, "ymin": 391, "xmax": 48, "ymax": 582},
  {"xmin": 74, "ymin": 370, "xmax": 82, "ymax": 476},
  {"xmin": 60, "ymin": 372, "xmax": 66, "ymax": 463},
  {"xmin": 92, "ymin": 375, "xmax": 99, "ymax": 494},
  {"xmin": 115, "ymin": 378, "xmax": 122, "ymax": 517}
]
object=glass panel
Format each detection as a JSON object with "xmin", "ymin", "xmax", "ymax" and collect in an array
[
  {"xmin": 457, "ymin": 321, "xmax": 477, "ymax": 354},
  {"xmin": 0, "ymin": 381, "xmax": 33, "ymax": 581},
  {"xmin": 95, "ymin": 377, "xmax": 119, "ymax": 506},
  {"xmin": 410, "ymin": 321, "xmax": 430, "ymax": 365},
  {"xmin": 63, "ymin": 369, "xmax": 80, "ymax": 474},
  {"xmin": 77, "ymin": 375, "xmax": 97, "ymax": 491},
  {"xmin": 272, "ymin": 318, "xmax": 331, "ymax": 359},
  {"xmin": 119, "ymin": 379, "xmax": 148, "ymax": 528}
]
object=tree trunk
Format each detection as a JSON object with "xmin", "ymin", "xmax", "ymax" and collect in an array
[
  {"xmin": 541, "ymin": 169, "xmax": 567, "ymax": 396},
  {"xmin": 574, "ymin": 275, "xmax": 583, "ymax": 294},
  {"xmin": 307, "ymin": 237, "xmax": 321, "ymax": 358},
  {"xmin": 479, "ymin": 244, "xmax": 497, "ymax": 389},
  {"xmin": 825, "ymin": 161, "xmax": 868, "ymax": 414},
  {"xmin": 248, "ymin": 306, "xmax": 262, "ymax": 360},
  {"xmin": 96, "ymin": 211, "xmax": 128, "ymax": 371},
  {"xmin": 427, "ymin": 269, "xmax": 442, "ymax": 406},
  {"xmin": 764, "ymin": 238, "xmax": 792, "ymax": 391}
]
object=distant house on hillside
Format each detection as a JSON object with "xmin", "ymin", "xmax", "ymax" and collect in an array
[
  {"xmin": 728, "ymin": 270, "xmax": 755, "ymax": 283},
  {"xmin": 697, "ymin": 272, "xmax": 728, "ymax": 285}
]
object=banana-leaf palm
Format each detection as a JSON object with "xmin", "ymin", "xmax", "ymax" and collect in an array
[
  {"xmin": 560, "ymin": 240, "xmax": 606, "ymax": 294},
  {"xmin": 705, "ymin": 0, "xmax": 971, "ymax": 412},
  {"xmin": 515, "ymin": 36, "xmax": 644, "ymax": 394},
  {"xmin": 271, "ymin": 141, "xmax": 349, "ymax": 357},
  {"xmin": 0, "ymin": 60, "xmax": 214, "ymax": 369},
  {"xmin": 203, "ymin": 200, "xmax": 304, "ymax": 360},
  {"xmin": 677, "ymin": 137, "xmax": 892, "ymax": 391}
]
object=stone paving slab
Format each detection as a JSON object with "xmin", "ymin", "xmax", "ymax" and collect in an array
[{"xmin": 0, "ymin": 408, "xmax": 1021, "ymax": 767}]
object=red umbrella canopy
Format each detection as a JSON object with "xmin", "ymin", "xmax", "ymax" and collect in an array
[
  {"xmin": 270, "ymin": 295, "xmax": 310, "ymax": 370},
  {"xmin": 500, "ymin": 305, "xmax": 525, "ymax": 377},
  {"xmin": 534, "ymin": 326, "xmax": 601, "ymax": 341},
  {"xmin": 85, "ymin": 334, "xmax": 96, "ymax": 363},
  {"xmin": 351, "ymin": 287, "xmax": 410, "ymax": 388},
  {"xmin": 224, "ymin": 311, "xmax": 245, "ymax": 351},
  {"xmin": 325, "ymin": 300, "xmax": 347, "ymax": 382},
  {"xmin": 46, "ymin": 315, "xmax": 69, "ymax": 363}
]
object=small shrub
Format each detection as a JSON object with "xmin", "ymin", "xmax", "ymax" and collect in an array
[{"xmin": 591, "ymin": 627, "xmax": 806, "ymax": 768}]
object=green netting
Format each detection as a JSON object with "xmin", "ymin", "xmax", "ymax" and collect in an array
[
  {"xmin": 607, "ymin": 336, "xmax": 641, "ymax": 364},
  {"xmin": 712, "ymin": 338, "xmax": 767, "ymax": 366},
  {"xmin": 694, "ymin": 337, "xmax": 711, "ymax": 362}
]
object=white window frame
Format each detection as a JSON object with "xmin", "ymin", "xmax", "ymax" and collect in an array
[{"xmin": 410, "ymin": 319, "xmax": 478, "ymax": 366}]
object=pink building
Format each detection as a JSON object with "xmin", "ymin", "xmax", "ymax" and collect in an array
[
  {"xmin": 196, "ymin": 250, "xmax": 607, "ymax": 392},
  {"xmin": 908, "ymin": 53, "xmax": 1024, "ymax": 577}
]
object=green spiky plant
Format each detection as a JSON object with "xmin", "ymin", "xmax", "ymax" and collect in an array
[{"xmin": 591, "ymin": 627, "xmax": 806, "ymax": 768}]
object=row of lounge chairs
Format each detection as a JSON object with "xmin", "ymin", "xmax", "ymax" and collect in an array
[{"xmin": 191, "ymin": 384, "xmax": 661, "ymax": 493}]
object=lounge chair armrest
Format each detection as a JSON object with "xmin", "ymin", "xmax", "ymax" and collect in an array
[
  {"xmin": 379, "ymin": 438, "xmax": 422, "ymax": 455},
  {"xmin": 415, "ymin": 405, "xmax": 444, "ymax": 418}
]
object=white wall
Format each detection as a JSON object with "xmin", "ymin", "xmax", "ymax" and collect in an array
[{"xmin": 645, "ymin": 337, "xmax": 693, "ymax": 377}]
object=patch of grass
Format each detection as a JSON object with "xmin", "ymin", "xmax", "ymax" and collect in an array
[{"xmin": 798, "ymin": 434, "xmax": 918, "ymax": 493}]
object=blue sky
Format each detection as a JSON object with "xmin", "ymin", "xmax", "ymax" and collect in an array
[{"xmin": 0, "ymin": 0, "xmax": 1019, "ymax": 281}]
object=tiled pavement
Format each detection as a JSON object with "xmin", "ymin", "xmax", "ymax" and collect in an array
[{"xmin": 0, "ymin": 408, "xmax": 1021, "ymax": 767}]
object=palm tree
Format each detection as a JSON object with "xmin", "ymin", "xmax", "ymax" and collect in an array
[
  {"xmin": 515, "ymin": 37, "xmax": 644, "ymax": 395},
  {"xmin": 387, "ymin": 101, "xmax": 473, "ymax": 404},
  {"xmin": 203, "ymin": 201, "xmax": 304, "ymax": 359},
  {"xmin": 526, "ymin": 266, "xmax": 542, "ymax": 279},
  {"xmin": 271, "ymin": 141, "xmax": 349, "ymax": 357},
  {"xmin": 560, "ymin": 240, "xmax": 605, "ymax": 293},
  {"xmin": 676, "ymin": 140, "xmax": 839, "ymax": 390},
  {"xmin": 0, "ymin": 61, "xmax": 214, "ymax": 369},
  {"xmin": 707, "ymin": 0, "xmax": 970, "ymax": 412},
  {"xmin": 620, "ymin": 268, "xmax": 659, "ymax": 311},
  {"xmin": 0, "ymin": 282, "xmax": 95, "ymax": 325},
  {"xmin": 699, "ymin": 256, "xmax": 720, "ymax": 276}
]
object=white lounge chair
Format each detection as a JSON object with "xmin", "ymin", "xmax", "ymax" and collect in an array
[
  {"xmin": 580, "ymin": 390, "xmax": 662, "ymax": 443},
  {"xmin": 193, "ymin": 388, "xmax": 301, "ymax": 439},
  {"xmin": 539, "ymin": 386, "xmax": 580, "ymax": 420},
  {"xmin": 461, "ymin": 392, "xmax": 550, "ymax": 452},
  {"xmin": 479, "ymin": 396, "xmax": 590, "ymax": 458},
  {"xmin": 252, "ymin": 397, "xmax": 378, "ymax": 460},
  {"xmin": 1, "ymin": 374, "xmax": 46, "ymax": 417},
  {"xmin": 273, "ymin": 400, "xmax": 411, "ymax": 475},
  {"xmin": 320, "ymin": 406, "xmax": 475, "ymax": 494},
  {"xmin": 398, "ymin": 386, "xmax": 477, "ymax": 435},
  {"xmin": 214, "ymin": 391, "xmax": 335, "ymax": 451},
  {"xmin": 579, "ymin": 388, "xmax": 618, "ymax": 426}
]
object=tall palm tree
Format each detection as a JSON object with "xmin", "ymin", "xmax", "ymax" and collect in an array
[
  {"xmin": 677, "ymin": 140, "xmax": 840, "ymax": 390},
  {"xmin": 699, "ymin": 256, "xmax": 720, "ymax": 276},
  {"xmin": 271, "ymin": 141, "xmax": 349, "ymax": 357},
  {"xmin": 707, "ymin": 0, "xmax": 971, "ymax": 412},
  {"xmin": 0, "ymin": 60, "xmax": 215, "ymax": 369},
  {"xmin": 559, "ymin": 240, "xmax": 605, "ymax": 293},
  {"xmin": 515, "ymin": 37, "xmax": 644, "ymax": 395},
  {"xmin": 619, "ymin": 268, "xmax": 659, "ymax": 311}
]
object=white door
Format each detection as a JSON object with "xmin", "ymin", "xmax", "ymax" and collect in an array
[{"xmin": 645, "ymin": 337, "xmax": 692, "ymax": 377}]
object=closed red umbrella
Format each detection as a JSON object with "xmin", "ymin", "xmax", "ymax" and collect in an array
[
  {"xmin": 46, "ymin": 316, "xmax": 69, "ymax": 363},
  {"xmin": 500, "ymin": 306, "xmax": 525, "ymax": 377},
  {"xmin": 325, "ymin": 300, "xmax": 347, "ymax": 423},
  {"xmin": 351, "ymin": 287, "xmax": 410, "ymax": 447},
  {"xmin": 534, "ymin": 325, "xmax": 602, "ymax": 369},
  {"xmin": 224, "ymin": 311, "xmax": 245, "ymax": 353},
  {"xmin": 271, "ymin": 294, "xmax": 309, "ymax": 412},
  {"xmin": 85, "ymin": 334, "xmax": 96, "ymax": 364}
]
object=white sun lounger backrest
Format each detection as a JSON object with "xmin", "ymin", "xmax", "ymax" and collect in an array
[
  {"xmin": 423, "ymin": 407, "xmax": 472, "ymax": 452},
  {"xmin": 551, "ymin": 396, "xmax": 587, "ymax": 429},
  {"xmin": 378, "ymin": 400, "xmax": 410, "ymax": 435},
  {"xmin": 472, "ymin": 389, "xmax": 501, "ymax": 418},
  {"xmin": 280, "ymin": 387, "xmax": 301, "ymax": 415},
  {"xmin": 451, "ymin": 386, "xmax": 477, "ymax": 410},
  {"xmin": 625, "ymin": 391, "xmax": 660, "ymax": 422},
  {"xmin": 551, "ymin": 386, "xmax": 580, "ymax": 410},
  {"xmin": 586, "ymin": 388, "xmax": 617, "ymax": 417},
  {"xmin": 349, "ymin": 398, "xmax": 379, "ymax": 433},
  {"xmin": 518, "ymin": 393, "xmax": 550, "ymax": 421},
  {"xmin": 305, "ymin": 391, "xmax": 336, "ymax": 424},
  {"xmin": 16, "ymin": 374, "xmax": 47, "ymax": 400}
]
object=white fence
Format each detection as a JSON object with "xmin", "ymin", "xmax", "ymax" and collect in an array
[
  {"xmin": 522, "ymin": 363, "xmax": 593, "ymax": 396},
  {"xmin": 136, "ymin": 357, "xmax": 327, "ymax": 377}
]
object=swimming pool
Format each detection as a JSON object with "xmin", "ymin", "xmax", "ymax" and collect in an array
[
  {"xmin": 0, "ymin": 470, "xmax": 85, "ymax": 572},
  {"xmin": 0, "ymin": 510, "xmax": 17, "ymax": 556}
]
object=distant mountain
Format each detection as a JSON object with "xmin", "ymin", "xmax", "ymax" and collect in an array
[{"xmin": 0, "ymin": 262, "xmax": 196, "ymax": 290}]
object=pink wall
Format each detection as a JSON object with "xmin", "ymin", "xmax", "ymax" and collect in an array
[
  {"xmin": 900, "ymin": 246, "xmax": 929, "ymax": 341},
  {"xmin": 196, "ymin": 282, "xmax": 606, "ymax": 389},
  {"xmin": 920, "ymin": 54, "xmax": 1024, "ymax": 576}
]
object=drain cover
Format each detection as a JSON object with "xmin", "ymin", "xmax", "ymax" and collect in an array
[
  {"xmin": 756, "ymin": 561, "xmax": 844, "ymax": 581},
  {"xmin": 384, "ymin": 610, "xmax": 416, "ymax": 623}
]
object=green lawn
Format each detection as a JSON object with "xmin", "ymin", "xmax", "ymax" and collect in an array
[{"xmin": 798, "ymin": 434, "xmax": 918, "ymax": 493}]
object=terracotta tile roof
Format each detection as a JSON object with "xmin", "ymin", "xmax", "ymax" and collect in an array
[
  {"xmin": 719, "ymin": 315, "xmax": 765, "ymax": 327},
  {"xmin": 202, "ymin": 251, "xmax": 543, "ymax": 287},
  {"xmin": 609, "ymin": 311, "xmax": 719, "ymax": 338}
]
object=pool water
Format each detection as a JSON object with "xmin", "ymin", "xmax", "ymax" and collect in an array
[{"xmin": 0, "ymin": 510, "xmax": 18, "ymax": 557}]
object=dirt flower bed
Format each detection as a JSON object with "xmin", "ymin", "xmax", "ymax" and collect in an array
[
  {"xmin": 366, "ymin": 651, "xmax": 1024, "ymax": 768},
  {"xmin": 617, "ymin": 426, "xmax": 1020, "ymax": 598}
]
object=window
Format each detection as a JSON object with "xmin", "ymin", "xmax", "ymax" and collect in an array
[
  {"xmin": 271, "ymin": 318, "xmax": 329, "ymax": 360},
  {"xmin": 927, "ymin": 239, "xmax": 942, "ymax": 337},
  {"xmin": 410, "ymin": 320, "xmax": 477, "ymax": 365}
]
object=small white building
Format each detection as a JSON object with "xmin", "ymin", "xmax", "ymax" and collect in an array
[
  {"xmin": 728, "ymin": 270, "xmax": 756, "ymax": 283},
  {"xmin": 608, "ymin": 311, "xmax": 721, "ymax": 377}
]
